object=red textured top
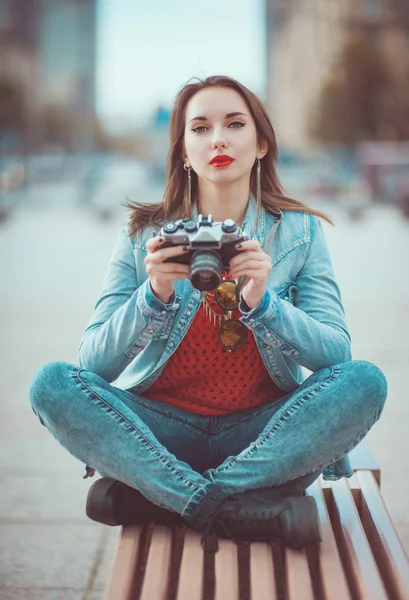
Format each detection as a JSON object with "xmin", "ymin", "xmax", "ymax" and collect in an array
[{"xmin": 145, "ymin": 290, "xmax": 286, "ymax": 415}]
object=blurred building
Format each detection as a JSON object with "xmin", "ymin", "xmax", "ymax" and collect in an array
[
  {"xmin": 266, "ymin": 0, "xmax": 409, "ymax": 149},
  {"xmin": 0, "ymin": 0, "xmax": 97, "ymax": 152},
  {"xmin": 39, "ymin": 0, "xmax": 96, "ymax": 128},
  {"xmin": 0, "ymin": 0, "xmax": 42, "ymax": 115}
]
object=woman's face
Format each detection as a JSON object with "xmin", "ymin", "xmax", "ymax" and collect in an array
[{"xmin": 183, "ymin": 86, "xmax": 266, "ymax": 186}]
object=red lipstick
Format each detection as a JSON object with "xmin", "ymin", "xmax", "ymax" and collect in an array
[{"xmin": 210, "ymin": 155, "xmax": 234, "ymax": 167}]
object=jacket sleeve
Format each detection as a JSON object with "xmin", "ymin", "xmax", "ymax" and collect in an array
[
  {"xmin": 239, "ymin": 215, "xmax": 351, "ymax": 371},
  {"xmin": 78, "ymin": 226, "xmax": 180, "ymax": 382}
]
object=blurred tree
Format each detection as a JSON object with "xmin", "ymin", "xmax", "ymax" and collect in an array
[
  {"xmin": 93, "ymin": 118, "xmax": 113, "ymax": 151},
  {"xmin": 40, "ymin": 105, "xmax": 77, "ymax": 151},
  {"xmin": 39, "ymin": 104, "xmax": 144, "ymax": 154},
  {"xmin": 92, "ymin": 119, "xmax": 143, "ymax": 154},
  {"xmin": 310, "ymin": 35, "xmax": 391, "ymax": 144},
  {"xmin": 0, "ymin": 79, "xmax": 27, "ymax": 132}
]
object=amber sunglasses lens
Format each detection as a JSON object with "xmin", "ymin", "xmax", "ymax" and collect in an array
[
  {"xmin": 219, "ymin": 319, "xmax": 247, "ymax": 351},
  {"xmin": 216, "ymin": 280, "xmax": 239, "ymax": 310}
]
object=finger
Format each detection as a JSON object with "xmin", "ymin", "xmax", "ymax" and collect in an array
[
  {"xmin": 147, "ymin": 245, "xmax": 189, "ymax": 263},
  {"xmin": 231, "ymin": 270, "xmax": 269, "ymax": 279},
  {"xmin": 235, "ymin": 240, "xmax": 263, "ymax": 251},
  {"xmin": 230, "ymin": 251, "xmax": 268, "ymax": 269},
  {"xmin": 155, "ymin": 263, "xmax": 190, "ymax": 274},
  {"xmin": 231, "ymin": 261, "xmax": 272, "ymax": 276},
  {"xmin": 234, "ymin": 275, "xmax": 249, "ymax": 286},
  {"xmin": 146, "ymin": 235, "xmax": 166, "ymax": 252},
  {"xmin": 147, "ymin": 263, "xmax": 190, "ymax": 275}
]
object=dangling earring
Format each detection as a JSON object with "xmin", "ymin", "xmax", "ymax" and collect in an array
[
  {"xmin": 250, "ymin": 158, "xmax": 262, "ymax": 240},
  {"xmin": 256, "ymin": 157, "xmax": 262, "ymax": 221},
  {"xmin": 256, "ymin": 158, "xmax": 261, "ymax": 207},
  {"xmin": 184, "ymin": 163, "xmax": 192, "ymax": 206}
]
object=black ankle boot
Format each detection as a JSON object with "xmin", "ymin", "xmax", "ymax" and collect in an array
[
  {"xmin": 202, "ymin": 495, "xmax": 321, "ymax": 551},
  {"xmin": 86, "ymin": 477, "xmax": 183, "ymax": 527}
]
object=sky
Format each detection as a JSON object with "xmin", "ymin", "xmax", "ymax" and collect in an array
[{"xmin": 96, "ymin": 0, "xmax": 266, "ymax": 129}]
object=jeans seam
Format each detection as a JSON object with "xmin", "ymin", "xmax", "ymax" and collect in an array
[
  {"xmin": 120, "ymin": 389, "xmax": 214, "ymax": 433},
  {"xmin": 71, "ymin": 369, "xmax": 201, "ymax": 493},
  {"xmin": 215, "ymin": 366, "xmax": 341, "ymax": 473}
]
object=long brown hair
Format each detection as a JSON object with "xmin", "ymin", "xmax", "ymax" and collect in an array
[{"xmin": 124, "ymin": 75, "xmax": 333, "ymax": 234}]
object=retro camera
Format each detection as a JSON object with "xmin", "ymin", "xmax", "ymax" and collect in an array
[{"xmin": 158, "ymin": 214, "xmax": 248, "ymax": 291}]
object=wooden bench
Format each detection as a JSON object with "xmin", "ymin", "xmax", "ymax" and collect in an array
[{"xmin": 103, "ymin": 442, "xmax": 409, "ymax": 599}]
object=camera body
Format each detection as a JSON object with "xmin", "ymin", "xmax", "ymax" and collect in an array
[{"xmin": 158, "ymin": 214, "xmax": 248, "ymax": 291}]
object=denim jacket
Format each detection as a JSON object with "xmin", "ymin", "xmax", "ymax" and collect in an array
[{"xmin": 78, "ymin": 196, "xmax": 353, "ymax": 480}]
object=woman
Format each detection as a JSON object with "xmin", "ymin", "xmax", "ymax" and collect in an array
[{"xmin": 29, "ymin": 75, "xmax": 387, "ymax": 552}]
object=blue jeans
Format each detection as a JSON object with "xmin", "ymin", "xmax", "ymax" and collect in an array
[{"xmin": 29, "ymin": 360, "xmax": 387, "ymax": 525}]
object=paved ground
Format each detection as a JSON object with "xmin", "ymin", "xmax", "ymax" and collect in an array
[{"xmin": 0, "ymin": 197, "xmax": 408, "ymax": 598}]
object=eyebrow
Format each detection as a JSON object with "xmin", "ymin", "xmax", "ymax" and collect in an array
[{"xmin": 188, "ymin": 112, "xmax": 248, "ymax": 123}]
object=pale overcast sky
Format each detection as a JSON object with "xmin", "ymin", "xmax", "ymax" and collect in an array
[{"xmin": 96, "ymin": 0, "xmax": 266, "ymax": 127}]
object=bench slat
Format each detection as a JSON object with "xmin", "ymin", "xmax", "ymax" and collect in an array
[
  {"xmin": 307, "ymin": 480, "xmax": 351, "ymax": 599},
  {"xmin": 331, "ymin": 478, "xmax": 389, "ymax": 599},
  {"xmin": 214, "ymin": 539, "xmax": 239, "ymax": 600},
  {"xmin": 349, "ymin": 441, "xmax": 381, "ymax": 485},
  {"xmin": 250, "ymin": 542, "xmax": 277, "ymax": 599},
  {"xmin": 105, "ymin": 525, "xmax": 142, "ymax": 600},
  {"xmin": 140, "ymin": 525, "xmax": 172, "ymax": 600},
  {"xmin": 286, "ymin": 547, "xmax": 315, "ymax": 600},
  {"xmin": 176, "ymin": 529, "xmax": 204, "ymax": 600},
  {"xmin": 357, "ymin": 470, "xmax": 409, "ymax": 600}
]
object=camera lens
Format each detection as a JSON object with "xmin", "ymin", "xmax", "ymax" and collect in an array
[{"xmin": 189, "ymin": 251, "xmax": 223, "ymax": 291}]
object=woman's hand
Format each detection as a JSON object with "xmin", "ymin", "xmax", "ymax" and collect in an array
[
  {"xmin": 229, "ymin": 240, "xmax": 272, "ymax": 309},
  {"xmin": 145, "ymin": 236, "xmax": 190, "ymax": 304}
]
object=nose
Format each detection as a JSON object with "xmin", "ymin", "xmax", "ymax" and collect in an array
[{"xmin": 211, "ymin": 127, "xmax": 228, "ymax": 150}]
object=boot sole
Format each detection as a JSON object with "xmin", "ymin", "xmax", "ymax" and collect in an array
[
  {"xmin": 86, "ymin": 477, "xmax": 123, "ymax": 526},
  {"xmin": 86, "ymin": 477, "xmax": 184, "ymax": 528}
]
